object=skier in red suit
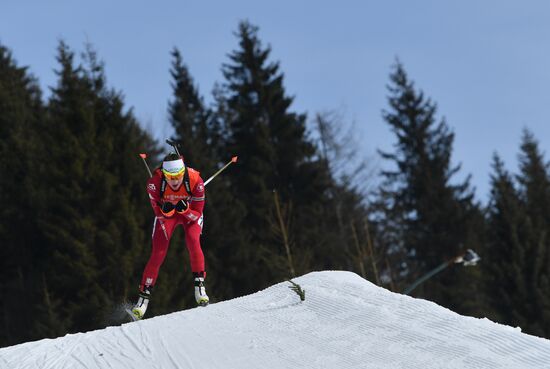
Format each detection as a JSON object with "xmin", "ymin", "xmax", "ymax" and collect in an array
[{"xmin": 131, "ymin": 153, "xmax": 209, "ymax": 320}]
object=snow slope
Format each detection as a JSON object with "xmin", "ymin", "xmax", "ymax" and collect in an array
[{"xmin": 2, "ymin": 271, "xmax": 550, "ymax": 369}]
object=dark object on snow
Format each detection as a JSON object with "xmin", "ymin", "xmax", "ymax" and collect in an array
[{"xmin": 288, "ymin": 280, "xmax": 305, "ymax": 301}]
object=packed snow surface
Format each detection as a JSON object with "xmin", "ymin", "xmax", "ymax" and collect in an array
[{"xmin": 2, "ymin": 271, "xmax": 550, "ymax": 369}]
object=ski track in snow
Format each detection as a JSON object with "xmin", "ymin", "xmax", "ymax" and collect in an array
[{"xmin": 1, "ymin": 271, "xmax": 550, "ymax": 369}]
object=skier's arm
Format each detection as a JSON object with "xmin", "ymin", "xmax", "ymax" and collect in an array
[{"xmin": 179, "ymin": 177, "xmax": 205, "ymax": 222}]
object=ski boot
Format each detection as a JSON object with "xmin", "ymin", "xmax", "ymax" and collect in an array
[
  {"xmin": 194, "ymin": 272, "xmax": 209, "ymax": 306},
  {"xmin": 130, "ymin": 286, "xmax": 152, "ymax": 320}
]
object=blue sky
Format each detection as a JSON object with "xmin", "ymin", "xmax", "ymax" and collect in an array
[{"xmin": 2, "ymin": 1, "xmax": 549, "ymax": 202}]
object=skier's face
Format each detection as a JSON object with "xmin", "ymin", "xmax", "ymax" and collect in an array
[{"xmin": 166, "ymin": 175, "xmax": 183, "ymax": 190}]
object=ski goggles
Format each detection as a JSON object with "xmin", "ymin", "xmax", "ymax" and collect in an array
[
  {"xmin": 162, "ymin": 167, "xmax": 185, "ymax": 180},
  {"xmin": 162, "ymin": 158, "xmax": 185, "ymax": 180}
]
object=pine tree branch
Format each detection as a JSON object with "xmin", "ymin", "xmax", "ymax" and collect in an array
[{"xmin": 287, "ymin": 280, "xmax": 305, "ymax": 301}]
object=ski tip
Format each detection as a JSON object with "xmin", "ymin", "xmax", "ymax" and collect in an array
[
  {"xmin": 139, "ymin": 153, "xmax": 147, "ymax": 159},
  {"xmin": 231, "ymin": 156, "xmax": 238, "ymax": 163}
]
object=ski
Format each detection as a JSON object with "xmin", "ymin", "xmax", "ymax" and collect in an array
[{"xmin": 125, "ymin": 307, "xmax": 141, "ymax": 322}]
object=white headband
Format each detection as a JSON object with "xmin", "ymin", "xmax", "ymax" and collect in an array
[{"xmin": 162, "ymin": 159, "xmax": 184, "ymax": 174}]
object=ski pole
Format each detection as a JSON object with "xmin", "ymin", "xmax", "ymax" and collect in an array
[
  {"xmin": 139, "ymin": 153, "xmax": 153, "ymax": 177},
  {"xmin": 204, "ymin": 156, "xmax": 238, "ymax": 186},
  {"xmin": 138, "ymin": 153, "xmax": 169, "ymax": 241}
]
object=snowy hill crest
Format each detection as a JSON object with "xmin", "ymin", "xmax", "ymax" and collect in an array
[{"xmin": 2, "ymin": 271, "xmax": 550, "ymax": 369}]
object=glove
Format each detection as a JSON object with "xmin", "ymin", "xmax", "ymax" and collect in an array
[
  {"xmin": 175, "ymin": 199, "xmax": 189, "ymax": 213},
  {"xmin": 160, "ymin": 202, "xmax": 175, "ymax": 217}
]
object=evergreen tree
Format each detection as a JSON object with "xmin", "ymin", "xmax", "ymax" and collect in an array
[
  {"xmin": 223, "ymin": 21, "xmax": 299, "ymax": 224},
  {"xmin": 34, "ymin": 42, "xmax": 156, "ymax": 334},
  {"xmin": 485, "ymin": 154, "xmax": 528, "ymax": 328},
  {"xmin": 219, "ymin": 21, "xmax": 333, "ymax": 291},
  {"xmin": 486, "ymin": 130, "xmax": 550, "ymax": 339},
  {"xmin": 36, "ymin": 43, "xmax": 109, "ymax": 332},
  {"xmin": 376, "ymin": 61, "xmax": 484, "ymax": 313},
  {"xmin": 516, "ymin": 130, "xmax": 550, "ymax": 337},
  {"xmin": 0, "ymin": 43, "xmax": 46, "ymax": 346},
  {"xmin": 220, "ymin": 20, "xmax": 290, "ymax": 291}
]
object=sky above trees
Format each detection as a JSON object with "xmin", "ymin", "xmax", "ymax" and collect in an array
[{"xmin": 1, "ymin": 1, "xmax": 549, "ymax": 201}]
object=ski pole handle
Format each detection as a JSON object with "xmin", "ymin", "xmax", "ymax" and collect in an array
[
  {"xmin": 139, "ymin": 153, "xmax": 153, "ymax": 178},
  {"xmin": 204, "ymin": 156, "xmax": 238, "ymax": 186}
]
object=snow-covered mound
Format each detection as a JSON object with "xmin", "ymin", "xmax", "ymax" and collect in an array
[{"xmin": 2, "ymin": 271, "xmax": 550, "ymax": 369}]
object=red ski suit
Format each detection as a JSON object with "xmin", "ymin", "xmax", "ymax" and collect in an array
[{"xmin": 140, "ymin": 167, "xmax": 206, "ymax": 290}]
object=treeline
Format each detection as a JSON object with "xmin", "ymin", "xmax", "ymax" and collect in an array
[{"xmin": 1, "ymin": 21, "xmax": 549, "ymax": 347}]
